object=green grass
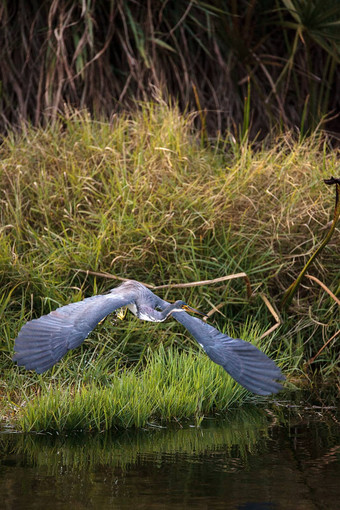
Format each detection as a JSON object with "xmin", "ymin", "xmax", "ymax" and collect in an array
[
  {"xmin": 11, "ymin": 331, "xmax": 280, "ymax": 433},
  {"xmin": 3, "ymin": 323, "xmax": 286, "ymax": 432},
  {"xmin": 16, "ymin": 347, "xmax": 247, "ymax": 432},
  {"xmin": 0, "ymin": 102, "xmax": 339, "ymax": 431}
]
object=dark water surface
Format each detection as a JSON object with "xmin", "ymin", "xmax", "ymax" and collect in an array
[{"xmin": 1, "ymin": 404, "xmax": 339, "ymax": 510}]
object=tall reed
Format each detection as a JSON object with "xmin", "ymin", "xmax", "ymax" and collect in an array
[{"xmin": 0, "ymin": 1, "xmax": 339, "ymax": 137}]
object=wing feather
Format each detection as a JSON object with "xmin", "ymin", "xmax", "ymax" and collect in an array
[
  {"xmin": 172, "ymin": 312, "xmax": 285, "ymax": 396},
  {"xmin": 13, "ymin": 288, "xmax": 136, "ymax": 374}
]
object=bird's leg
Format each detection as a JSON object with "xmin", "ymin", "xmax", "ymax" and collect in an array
[
  {"xmin": 116, "ymin": 307, "xmax": 128, "ymax": 320},
  {"xmin": 96, "ymin": 306, "xmax": 127, "ymax": 326}
]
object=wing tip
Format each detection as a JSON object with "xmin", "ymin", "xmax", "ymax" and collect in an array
[{"xmin": 12, "ymin": 354, "xmax": 52, "ymax": 374}]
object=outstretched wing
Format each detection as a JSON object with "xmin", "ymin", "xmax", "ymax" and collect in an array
[
  {"xmin": 13, "ymin": 289, "xmax": 136, "ymax": 374},
  {"xmin": 172, "ymin": 312, "xmax": 285, "ymax": 396}
]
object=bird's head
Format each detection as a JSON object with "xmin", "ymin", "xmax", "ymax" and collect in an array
[{"xmin": 172, "ymin": 300, "xmax": 206, "ymax": 317}]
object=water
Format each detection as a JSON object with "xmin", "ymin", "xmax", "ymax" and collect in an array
[{"xmin": 1, "ymin": 403, "xmax": 339, "ymax": 509}]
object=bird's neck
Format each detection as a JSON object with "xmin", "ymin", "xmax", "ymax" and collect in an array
[
  {"xmin": 157, "ymin": 303, "xmax": 185, "ymax": 321},
  {"xmin": 128, "ymin": 303, "xmax": 184, "ymax": 322}
]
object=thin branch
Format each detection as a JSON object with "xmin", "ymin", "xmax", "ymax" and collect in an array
[
  {"xmin": 306, "ymin": 329, "xmax": 340, "ymax": 365},
  {"xmin": 203, "ymin": 302, "xmax": 226, "ymax": 321},
  {"xmin": 75, "ymin": 269, "xmax": 252, "ymax": 297},
  {"xmin": 260, "ymin": 293, "xmax": 282, "ymax": 339},
  {"xmin": 152, "ymin": 273, "xmax": 252, "ymax": 297}
]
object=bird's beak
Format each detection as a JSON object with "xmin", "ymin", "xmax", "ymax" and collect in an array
[{"xmin": 182, "ymin": 304, "xmax": 206, "ymax": 317}]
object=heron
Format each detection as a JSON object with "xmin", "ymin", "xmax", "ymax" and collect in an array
[{"xmin": 12, "ymin": 279, "xmax": 285, "ymax": 395}]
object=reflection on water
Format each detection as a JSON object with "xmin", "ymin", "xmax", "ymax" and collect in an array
[{"xmin": 1, "ymin": 404, "xmax": 339, "ymax": 509}]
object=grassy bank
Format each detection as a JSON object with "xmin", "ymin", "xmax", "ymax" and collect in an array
[
  {"xmin": 15, "ymin": 346, "xmax": 251, "ymax": 432},
  {"xmin": 1, "ymin": 103, "xmax": 339, "ymax": 431}
]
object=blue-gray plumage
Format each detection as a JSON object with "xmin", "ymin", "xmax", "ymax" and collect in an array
[{"xmin": 13, "ymin": 280, "xmax": 285, "ymax": 395}]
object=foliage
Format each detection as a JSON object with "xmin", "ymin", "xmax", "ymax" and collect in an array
[
  {"xmin": 0, "ymin": 0, "xmax": 339, "ymax": 137},
  {"xmin": 0, "ymin": 103, "xmax": 339, "ymax": 430}
]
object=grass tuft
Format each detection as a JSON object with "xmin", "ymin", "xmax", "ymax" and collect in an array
[{"xmin": 17, "ymin": 346, "xmax": 258, "ymax": 432}]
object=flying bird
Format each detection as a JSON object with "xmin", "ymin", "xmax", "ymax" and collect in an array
[{"xmin": 13, "ymin": 279, "xmax": 285, "ymax": 395}]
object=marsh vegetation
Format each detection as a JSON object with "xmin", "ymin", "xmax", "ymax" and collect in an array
[{"xmin": 0, "ymin": 103, "xmax": 339, "ymax": 431}]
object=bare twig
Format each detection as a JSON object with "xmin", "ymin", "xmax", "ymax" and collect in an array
[
  {"xmin": 152, "ymin": 273, "xmax": 252, "ymax": 297},
  {"xmin": 260, "ymin": 293, "xmax": 282, "ymax": 338},
  {"xmin": 203, "ymin": 302, "xmax": 226, "ymax": 321},
  {"xmin": 75, "ymin": 269, "xmax": 253, "ymax": 297},
  {"xmin": 75, "ymin": 269, "xmax": 145, "ymax": 284},
  {"xmin": 306, "ymin": 329, "xmax": 340, "ymax": 365}
]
